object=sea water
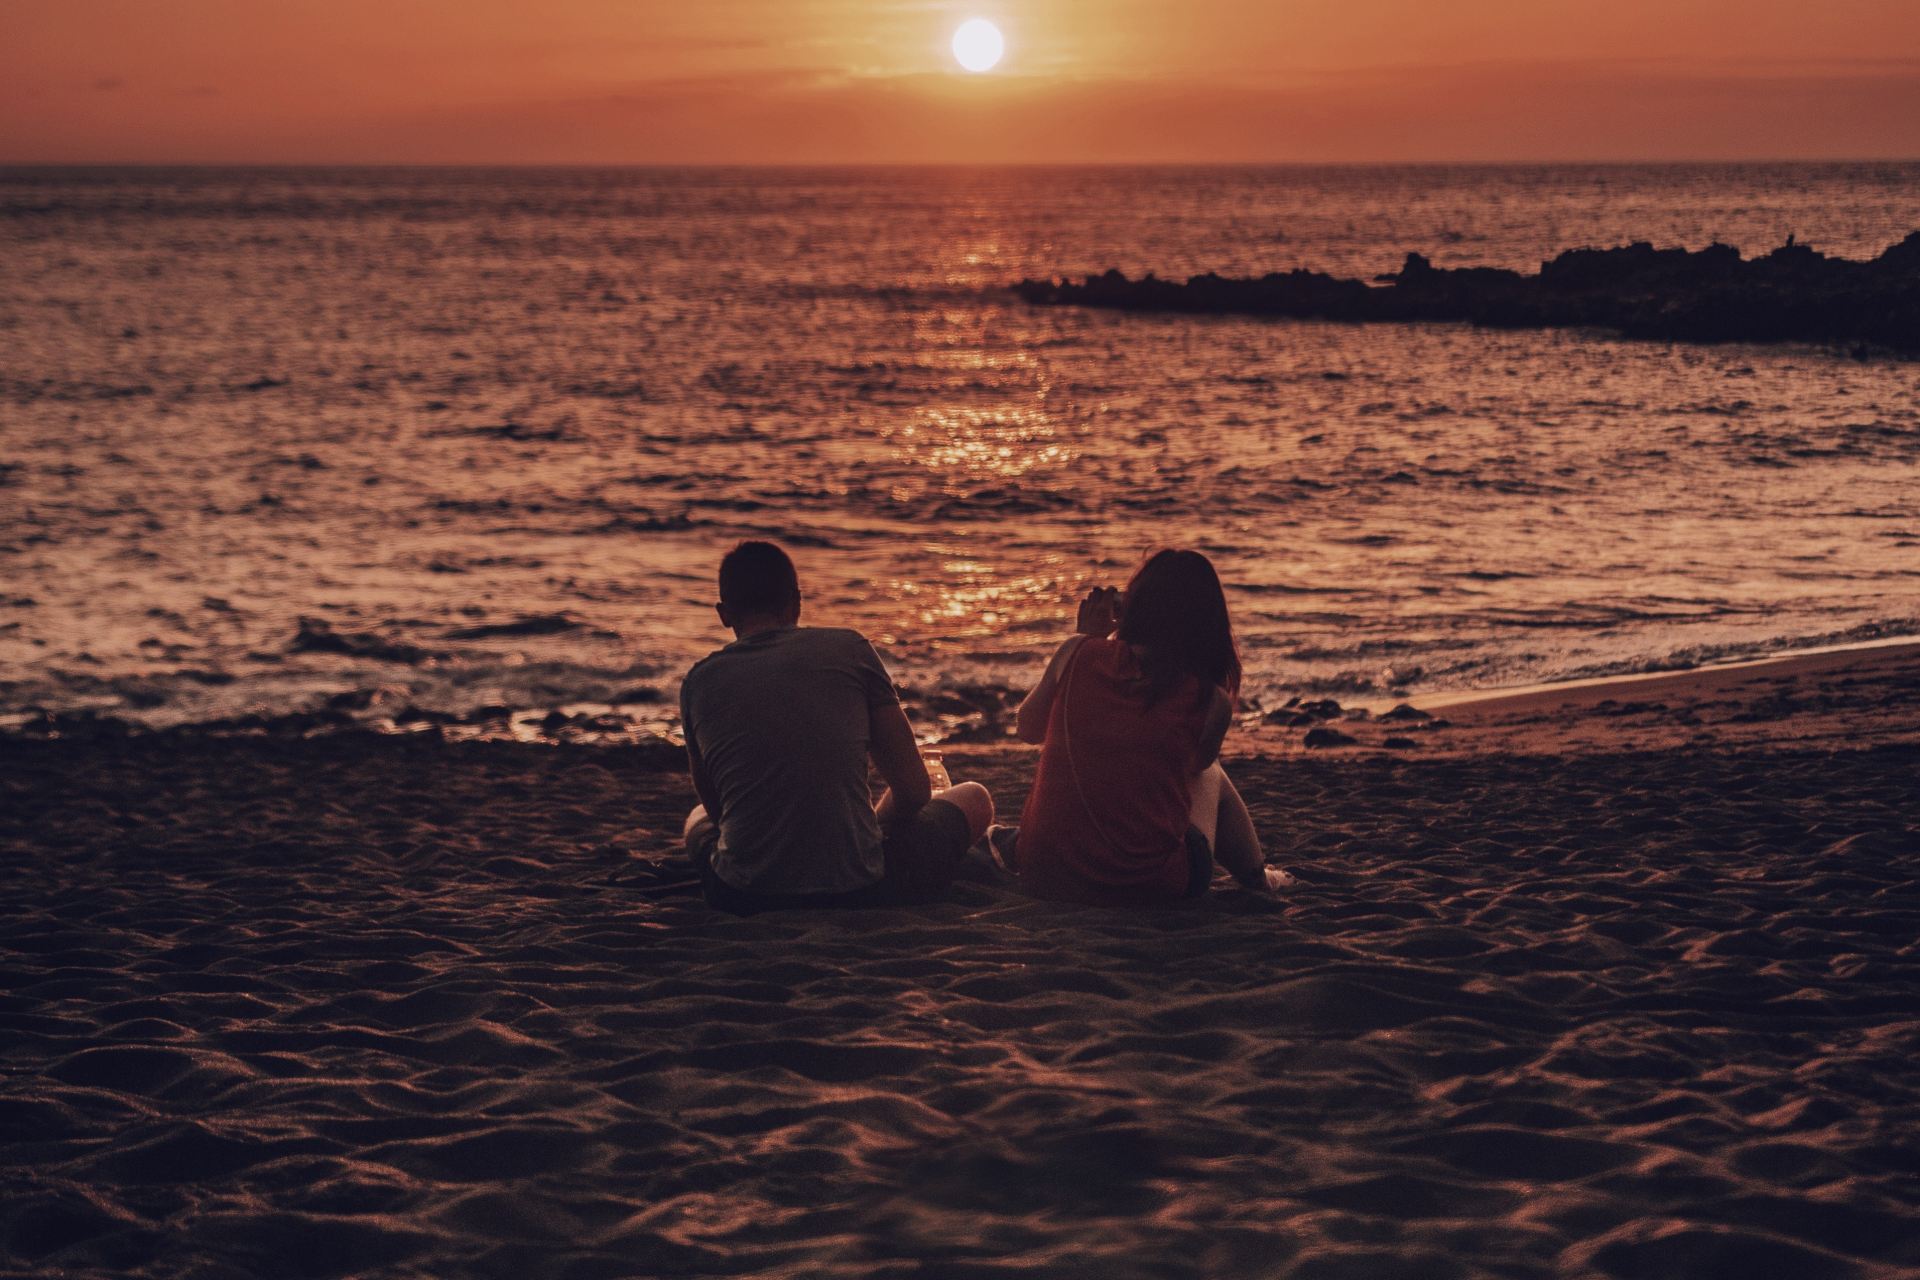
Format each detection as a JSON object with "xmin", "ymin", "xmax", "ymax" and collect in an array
[{"xmin": 3, "ymin": 164, "xmax": 1918, "ymax": 739}]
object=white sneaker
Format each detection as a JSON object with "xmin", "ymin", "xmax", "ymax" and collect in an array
[{"xmin": 1263, "ymin": 866, "xmax": 1296, "ymax": 893}]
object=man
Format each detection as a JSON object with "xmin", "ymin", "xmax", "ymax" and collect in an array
[{"xmin": 680, "ymin": 540, "xmax": 993, "ymax": 912}]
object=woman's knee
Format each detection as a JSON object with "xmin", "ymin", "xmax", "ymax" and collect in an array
[{"xmin": 938, "ymin": 781, "xmax": 994, "ymax": 842}]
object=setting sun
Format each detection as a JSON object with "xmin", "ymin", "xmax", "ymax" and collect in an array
[{"xmin": 951, "ymin": 18, "xmax": 1004, "ymax": 73}]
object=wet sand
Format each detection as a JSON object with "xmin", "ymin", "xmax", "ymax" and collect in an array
[{"xmin": 3, "ymin": 649, "xmax": 1919, "ymax": 1277}]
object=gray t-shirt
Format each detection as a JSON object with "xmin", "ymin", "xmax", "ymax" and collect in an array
[{"xmin": 680, "ymin": 626, "xmax": 898, "ymax": 894}]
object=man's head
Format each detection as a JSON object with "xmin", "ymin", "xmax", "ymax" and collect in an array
[{"xmin": 716, "ymin": 540, "xmax": 802, "ymax": 635}]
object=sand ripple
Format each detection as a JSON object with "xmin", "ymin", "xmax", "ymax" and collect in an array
[{"xmin": 3, "ymin": 736, "xmax": 1918, "ymax": 1277}]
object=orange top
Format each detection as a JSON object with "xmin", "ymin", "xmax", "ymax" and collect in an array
[{"xmin": 1017, "ymin": 637, "xmax": 1214, "ymax": 906}]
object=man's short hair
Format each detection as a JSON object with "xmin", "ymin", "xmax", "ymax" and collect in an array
[{"xmin": 718, "ymin": 541, "xmax": 800, "ymax": 615}]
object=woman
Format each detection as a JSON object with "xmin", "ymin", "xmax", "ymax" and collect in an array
[{"xmin": 1004, "ymin": 549, "xmax": 1289, "ymax": 906}]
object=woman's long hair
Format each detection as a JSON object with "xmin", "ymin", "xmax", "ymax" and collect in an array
[{"xmin": 1115, "ymin": 549, "xmax": 1241, "ymax": 707}]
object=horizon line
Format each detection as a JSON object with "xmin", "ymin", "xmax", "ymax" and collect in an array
[{"xmin": 6, "ymin": 156, "xmax": 1920, "ymax": 170}]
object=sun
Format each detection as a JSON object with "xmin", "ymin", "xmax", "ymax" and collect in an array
[{"xmin": 951, "ymin": 18, "xmax": 1005, "ymax": 73}]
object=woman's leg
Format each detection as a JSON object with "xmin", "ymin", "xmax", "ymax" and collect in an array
[
  {"xmin": 936, "ymin": 781, "xmax": 995, "ymax": 845},
  {"xmin": 1189, "ymin": 762, "xmax": 1267, "ymax": 889}
]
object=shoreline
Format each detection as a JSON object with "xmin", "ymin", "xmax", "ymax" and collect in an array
[
  {"xmin": 7, "ymin": 634, "xmax": 1918, "ymax": 758},
  {"xmin": 1237, "ymin": 637, "xmax": 1920, "ymax": 758},
  {"xmin": 1396, "ymin": 634, "xmax": 1920, "ymax": 713}
]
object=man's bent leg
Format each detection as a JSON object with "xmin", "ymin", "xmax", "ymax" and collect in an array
[
  {"xmin": 684, "ymin": 805, "xmax": 759, "ymax": 911},
  {"xmin": 683, "ymin": 806, "xmax": 715, "ymax": 873},
  {"xmin": 879, "ymin": 792, "xmax": 982, "ymax": 903},
  {"xmin": 937, "ymin": 781, "xmax": 993, "ymax": 845}
]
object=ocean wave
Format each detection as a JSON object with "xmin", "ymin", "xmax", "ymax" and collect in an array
[
  {"xmin": 1553, "ymin": 617, "xmax": 1920, "ymax": 683},
  {"xmin": 10, "ymin": 165, "xmax": 1920, "ymax": 746}
]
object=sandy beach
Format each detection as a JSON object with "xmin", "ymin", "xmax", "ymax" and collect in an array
[{"xmin": 4, "ymin": 646, "xmax": 1919, "ymax": 1278}]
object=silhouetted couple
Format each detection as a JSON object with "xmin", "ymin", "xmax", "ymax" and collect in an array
[{"xmin": 680, "ymin": 541, "xmax": 1288, "ymax": 914}]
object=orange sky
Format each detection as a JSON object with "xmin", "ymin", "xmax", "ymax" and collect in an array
[{"xmin": 4, "ymin": 0, "xmax": 1919, "ymax": 163}]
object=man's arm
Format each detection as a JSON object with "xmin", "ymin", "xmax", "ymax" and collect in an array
[
  {"xmin": 869, "ymin": 696, "xmax": 932, "ymax": 821},
  {"xmin": 684, "ymin": 731, "xmax": 723, "ymax": 822}
]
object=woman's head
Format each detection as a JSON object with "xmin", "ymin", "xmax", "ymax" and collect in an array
[{"xmin": 1116, "ymin": 549, "xmax": 1241, "ymax": 704}]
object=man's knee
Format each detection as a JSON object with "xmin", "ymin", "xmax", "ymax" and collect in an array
[
  {"xmin": 937, "ymin": 781, "xmax": 993, "ymax": 843},
  {"xmin": 682, "ymin": 806, "xmax": 715, "ymax": 873}
]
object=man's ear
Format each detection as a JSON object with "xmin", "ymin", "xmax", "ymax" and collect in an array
[
  {"xmin": 787, "ymin": 591, "xmax": 803, "ymax": 626},
  {"xmin": 715, "ymin": 601, "xmax": 734, "ymax": 631}
]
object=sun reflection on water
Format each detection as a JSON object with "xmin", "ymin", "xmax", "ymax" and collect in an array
[
  {"xmin": 881, "ymin": 558, "xmax": 1069, "ymax": 646},
  {"xmin": 885, "ymin": 405, "xmax": 1074, "ymax": 490}
]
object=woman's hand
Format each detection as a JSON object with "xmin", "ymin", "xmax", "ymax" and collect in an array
[{"xmin": 1075, "ymin": 586, "xmax": 1121, "ymax": 638}]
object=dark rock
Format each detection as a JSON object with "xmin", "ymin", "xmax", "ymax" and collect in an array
[
  {"xmin": 609, "ymin": 686, "xmax": 663, "ymax": 705},
  {"xmin": 392, "ymin": 706, "xmax": 459, "ymax": 726},
  {"xmin": 24, "ymin": 711, "xmax": 133, "ymax": 740},
  {"xmin": 921, "ymin": 691, "xmax": 988, "ymax": 717},
  {"xmin": 111, "ymin": 679, "xmax": 170, "ymax": 709},
  {"xmin": 1303, "ymin": 727, "xmax": 1357, "ymax": 748},
  {"xmin": 290, "ymin": 618, "xmax": 435, "ymax": 665},
  {"xmin": 939, "ymin": 718, "xmax": 1015, "ymax": 744},
  {"xmin": 446, "ymin": 613, "xmax": 580, "ymax": 640},
  {"xmin": 1266, "ymin": 697, "xmax": 1347, "ymax": 727},
  {"xmin": 1379, "ymin": 703, "xmax": 1434, "ymax": 723},
  {"xmin": 1384, "ymin": 736, "xmax": 1419, "ymax": 749},
  {"xmin": 1015, "ymin": 233, "xmax": 1920, "ymax": 355},
  {"xmin": 462, "ymin": 420, "xmax": 568, "ymax": 442}
]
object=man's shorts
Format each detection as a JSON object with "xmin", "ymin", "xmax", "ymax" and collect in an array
[{"xmin": 684, "ymin": 799, "xmax": 973, "ymax": 914}]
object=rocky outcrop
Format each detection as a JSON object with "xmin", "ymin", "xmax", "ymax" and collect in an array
[{"xmin": 1014, "ymin": 233, "xmax": 1920, "ymax": 353}]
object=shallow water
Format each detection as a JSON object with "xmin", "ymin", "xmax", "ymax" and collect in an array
[{"xmin": 3, "ymin": 164, "xmax": 1919, "ymax": 737}]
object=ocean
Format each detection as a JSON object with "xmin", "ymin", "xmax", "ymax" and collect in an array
[{"xmin": 3, "ymin": 163, "xmax": 1918, "ymax": 741}]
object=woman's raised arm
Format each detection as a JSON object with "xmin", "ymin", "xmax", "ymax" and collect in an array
[{"xmin": 1015, "ymin": 634, "xmax": 1086, "ymax": 743}]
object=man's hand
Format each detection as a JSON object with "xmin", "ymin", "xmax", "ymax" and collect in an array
[{"xmin": 1075, "ymin": 586, "xmax": 1121, "ymax": 638}]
